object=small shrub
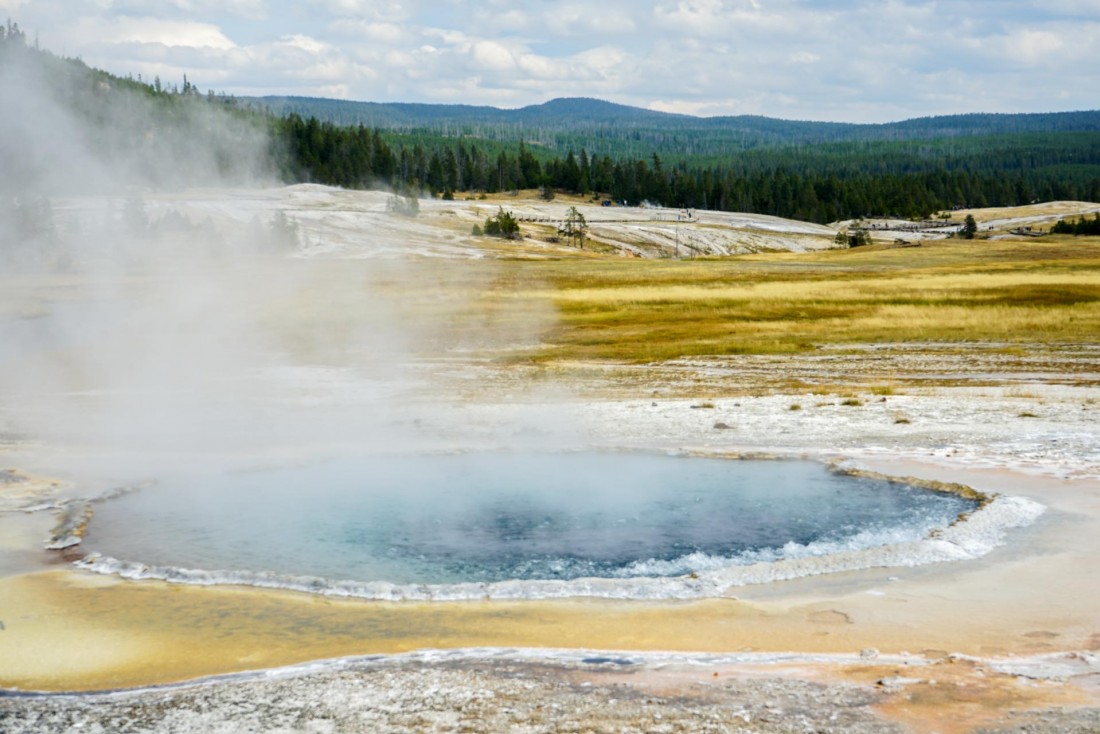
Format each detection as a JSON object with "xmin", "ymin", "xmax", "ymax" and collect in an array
[
  {"xmin": 788, "ymin": 403, "xmax": 802, "ymax": 411},
  {"xmin": 483, "ymin": 207, "xmax": 520, "ymax": 239},
  {"xmin": 840, "ymin": 398, "xmax": 863, "ymax": 407},
  {"xmin": 845, "ymin": 230, "xmax": 872, "ymax": 247}
]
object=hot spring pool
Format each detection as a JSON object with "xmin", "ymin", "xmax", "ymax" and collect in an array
[{"xmin": 79, "ymin": 453, "xmax": 980, "ymax": 599}]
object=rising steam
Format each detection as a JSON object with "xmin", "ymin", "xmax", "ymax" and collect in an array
[{"xmin": 0, "ymin": 40, "xmax": 563, "ymax": 483}]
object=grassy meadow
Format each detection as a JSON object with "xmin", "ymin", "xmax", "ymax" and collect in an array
[{"xmin": 493, "ymin": 237, "xmax": 1100, "ymax": 363}]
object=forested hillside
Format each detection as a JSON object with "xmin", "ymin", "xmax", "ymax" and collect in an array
[
  {"xmin": 275, "ymin": 115, "xmax": 1100, "ymax": 222},
  {"xmin": 4, "ymin": 24, "xmax": 1099, "ymax": 226},
  {"xmin": 249, "ymin": 95, "xmax": 1100, "ymax": 158},
  {"xmin": 0, "ymin": 19, "xmax": 270, "ymax": 197}
]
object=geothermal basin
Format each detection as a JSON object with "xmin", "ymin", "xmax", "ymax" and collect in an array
[{"xmin": 76, "ymin": 453, "xmax": 981, "ymax": 600}]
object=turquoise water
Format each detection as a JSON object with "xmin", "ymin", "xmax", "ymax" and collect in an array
[{"xmin": 83, "ymin": 453, "xmax": 976, "ymax": 586}]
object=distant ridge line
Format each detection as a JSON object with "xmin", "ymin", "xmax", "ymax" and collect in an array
[
  {"xmin": 249, "ymin": 94, "xmax": 1098, "ymax": 127},
  {"xmin": 242, "ymin": 95, "xmax": 1100, "ymax": 154}
]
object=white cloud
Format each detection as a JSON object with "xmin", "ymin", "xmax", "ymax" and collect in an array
[
  {"xmin": 648, "ymin": 99, "xmax": 730, "ymax": 116},
  {"xmin": 383, "ymin": 48, "xmax": 415, "ymax": 68},
  {"xmin": 653, "ymin": 0, "xmax": 734, "ymax": 35},
  {"xmin": 515, "ymin": 53, "xmax": 558, "ymax": 80},
  {"xmin": 1008, "ymin": 29, "xmax": 1066, "ymax": 64},
  {"xmin": 368, "ymin": 21, "xmax": 406, "ymax": 43},
  {"xmin": 72, "ymin": 16, "xmax": 237, "ymax": 49},
  {"xmin": 1042, "ymin": 0, "xmax": 1100, "ymax": 12},
  {"xmin": 316, "ymin": 82, "xmax": 351, "ymax": 98},
  {"xmin": 652, "ymin": 0, "xmax": 775, "ymax": 36},
  {"xmin": 422, "ymin": 27, "xmax": 469, "ymax": 46},
  {"xmin": 106, "ymin": 0, "xmax": 267, "ymax": 20},
  {"xmin": 479, "ymin": 9, "xmax": 532, "ymax": 33},
  {"xmin": 6, "ymin": 0, "xmax": 1100, "ymax": 122},
  {"xmin": 471, "ymin": 40, "xmax": 517, "ymax": 71},
  {"xmin": 279, "ymin": 34, "xmax": 330, "ymax": 54},
  {"xmin": 788, "ymin": 51, "xmax": 820, "ymax": 65},
  {"xmin": 308, "ymin": 0, "xmax": 411, "ymax": 20},
  {"xmin": 541, "ymin": 4, "xmax": 638, "ymax": 36}
]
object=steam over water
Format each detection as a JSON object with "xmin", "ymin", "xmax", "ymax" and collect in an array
[{"xmin": 83, "ymin": 453, "xmax": 976, "ymax": 589}]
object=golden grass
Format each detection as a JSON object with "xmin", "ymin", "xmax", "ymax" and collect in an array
[
  {"xmin": 494, "ymin": 238, "xmax": 1100, "ymax": 363},
  {"xmin": 545, "ymin": 271, "xmax": 1100, "ymax": 306}
]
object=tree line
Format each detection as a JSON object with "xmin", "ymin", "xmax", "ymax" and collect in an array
[
  {"xmin": 277, "ymin": 113, "xmax": 1100, "ymax": 222},
  {"xmin": 1051, "ymin": 213, "xmax": 1100, "ymax": 236}
]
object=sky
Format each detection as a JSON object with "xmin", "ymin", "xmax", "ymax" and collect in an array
[{"xmin": 4, "ymin": 0, "xmax": 1099, "ymax": 123}]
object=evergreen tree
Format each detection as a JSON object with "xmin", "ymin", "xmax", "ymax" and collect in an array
[
  {"xmin": 562, "ymin": 150, "xmax": 581, "ymax": 193},
  {"xmin": 561, "ymin": 206, "xmax": 587, "ymax": 248},
  {"xmin": 483, "ymin": 207, "xmax": 520, "ymax": 238},
  {"xmin": 962, "ymin": 214, "xmax": 978, "ymax": 239}
]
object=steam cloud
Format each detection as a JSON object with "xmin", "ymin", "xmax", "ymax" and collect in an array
[{"xmin": 0, "ymin": 44, "xmax": 567, "ymax": 485}]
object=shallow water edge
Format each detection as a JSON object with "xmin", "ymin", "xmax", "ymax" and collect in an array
[{"xmin": 67, "ymin": 453, "xmax": 1044, "ymax": 601}]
